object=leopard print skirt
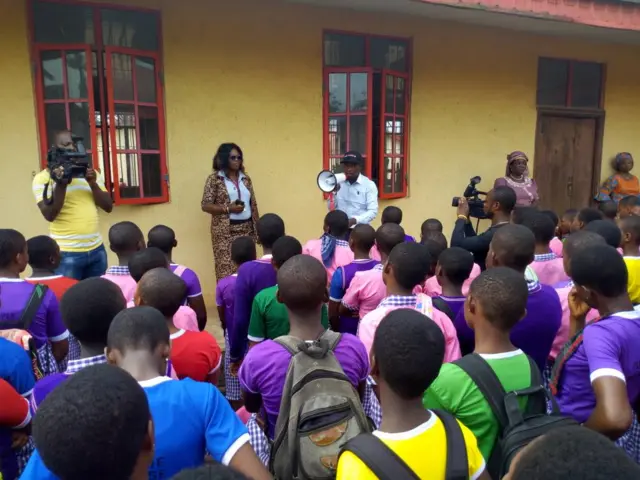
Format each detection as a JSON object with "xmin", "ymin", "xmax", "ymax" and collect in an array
[{"xmin": 211, "ymin": 220, "xmax": 256, "ymax": 281}]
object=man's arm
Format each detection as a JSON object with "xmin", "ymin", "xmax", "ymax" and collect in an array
[
  {"xmin": 34, "ymin": 179, "xmax": 68, "ymax": 223},
  {"xmin": 86, "ymin": 168, "xmax": 113, "ymax": 213},
  {"xmin": 354, "ymin": 180, "xmax": 379, "ymax": 225}
]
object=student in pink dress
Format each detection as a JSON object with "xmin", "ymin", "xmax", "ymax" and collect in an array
[
  {"xmin": 423, "ymin": 232, "xmax": 481, "ymax": 296},
  {"xmin": 341, "ymin": 223, "xmax": 406, "ymax": 321},
  {"xmin": 358, "ymin": 242, "xmax": 461, "ymax": 362},
  {"xmin": 102, "ymin": 222, "xmax": 145, "ymax": 302},
  {"xmin": 303, "ymin": 210, "xmax": 353, "ymax": 282},
  {"xmin": 523, "ymin": 213, "xmax": 569, "ymax": 286}
]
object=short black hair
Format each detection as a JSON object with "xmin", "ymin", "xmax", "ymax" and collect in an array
[
  {"xmin": 324, "ymin": 210, "xmax": 349, "ymax": 238},
  {"xmin": 60, "ymin": 278, "xmax": 126, "ymax": 346},
  {"xmin": 381, "ymin": 206, "xmax": 403, "ymax": 225},
  {"xmin": 33, "ymin": 364, "xmax": 149, "ymax": 480},
  {"xmin": 256, "ymin": 214, "xmax": 285, "ymax": 249},
  {"xmin": 373, "ymin": 309, "xmax": 445, "ymax": 399},
  {"xmin": 563, "ymin": 230, "xmax": 606, "ymax": 259},
  {"xmin": 584, "ymin": 220, "xmax": 622, "ymax": 249},
  {"xmin": 350, "ymin": 224, "xmax": 376, "ymax": 252},
  {"xmin": 439, "ymin": 247, "xmax": 474, "ymax": 286},
  {"xmin": 620, "ymin": 215, "xmax": 640, "ymax": 241},
  {"xmin": 598, "ymin": 200, "xmax": 618, "ymax": 220},
  {"xmin": 577, "ymin": 207, "xmax": 604, "ymax": 227},
  {"xmin": 231, "ymin": 236, "xmax": 256, "ymax": 266},
  {"xmin": 619, "ymin": 195, "xmax": 640, "ymax": 209},
  {"xmin": 128, "ymin": 247, "xmax": 169, "ymax": 282},
  {"xmin": 491, "ymin": 224, "xmax": 535, "ymax": 271},
  {"xmin": 424, "ymin": 237, "xmax": 447, "ymax": 274},
  {"xmin": 421, "ymin": 218, "xmax": 443, "ymax": 234},
  {"xmin": 27, "ymin": 235, "xmax": 58, "ymax": 269},
  {"xmin": 510, "ymin": 426, "xmax": 640, "ymax": 480},
  {"xmin": 107, "ymin": 306, "xmax": 170, "ymax": 354},
  {"xmin": 563, "ymin": 208, "xmax": 578, "ymax": 220},
  {"xmin": 376, "ymin": 223, "xmax": 405, "ymax": 256},
  {"xmin": 108, "ymin": 221, "xmax": 144, "ymax": 254},
  {"xmin": 571, "ymin": 245, "xmax": 628, "ymax": 298},
  {"xmin": 493, "ymin": 186, "xmax": 517, "ymax": 213},
  {"xmin": 511, "ymin": 206, "xmax": 538, "ymax": 225},
  {"xmin": 0, "ymin": 229, "xmax": 26, "ymax": 268},
  {"xmin": 277, "ymin": 255, "xmax": 327, "ymax": 313},
  {"xmin": 469, "ymin": 267, "xmax": 528, "ymax": 330},
  {"xmin": 540, "ymin": 209, "xmax": 559, "ymax": 228},
  {"xmin": 170, "ymin": 464, "xmax": 250, "ymax": 480},
  {"xmin": 147, "ymin": 225, "xmax": 176, "ymax": 254},
  {"xmin": 522, "ymin": 213, "xmax": 556, "ymax": 245},
  {"xmin": 272, "ymin": 236, "xmax": 302, "ymax": 268},
  {"xmin": 138, "ymin": 268, "xmax": 186, "ymax": 318},
  {"xmin": 387, "ymin": 243, "xmax": 431, "ymax": 290}
]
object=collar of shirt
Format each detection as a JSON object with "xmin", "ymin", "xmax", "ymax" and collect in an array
[
  {"xmin": 534, "ymin": 252, "xmax": 557, "ymax": 262},
  {"xmin": 379, "ymin": 295, "xmax": 418, "ymax": 308},
  {"xmin": 373, "ymin": 264, "xmax": 384, "ymax": 271},
  {"xmin": 66, "ymin": 354, "xmax": 106, "ymax": 374},
  {"xmin": 335, "ymin": 239, "xmax": 349, "ymax": 248},
  {"xmin": 105, "ymin": 266, "xmax": 130, "ymax": 276},
  {"xmin": 218, "ymin": 170, "xmax": 246, "ymax": 181}
]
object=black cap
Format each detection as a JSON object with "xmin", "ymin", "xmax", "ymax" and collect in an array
[{"xmin": 341, "ymin": 151, "xmax": 363, "ymax": 165}]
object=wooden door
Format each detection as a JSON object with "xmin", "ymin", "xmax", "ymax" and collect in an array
[{"xmin": 534, "ymin": 115, "xmax": 597, "ymax": 214}]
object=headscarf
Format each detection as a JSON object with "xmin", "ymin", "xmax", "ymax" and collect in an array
[
  {"xmin": 506, "ymin": 151, "xmax": 530, "ymax": 178},
  {"xmin": 614, "ymin": 152, "xmax": 633, "ymax": 170},
  {"xmin": 320, "ymin": 233, "xmax": 337, "ymax": 267}
]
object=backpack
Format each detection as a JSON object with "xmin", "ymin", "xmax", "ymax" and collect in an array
[
  {"xmin": 455, "ymin": 353, "xmax": 578, "ymax": 479},
  {"xmin": 270, "ymin": 330, "xmax": 371, "ymax": 480},
  {"xmin": 340, "ymin": 409, "xmax": 469, "ymax": 480}
]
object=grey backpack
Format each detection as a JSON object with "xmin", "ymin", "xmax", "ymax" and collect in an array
[{"xmin": 270, "ymin": 330, "xmax": 371, "ymax": 480}]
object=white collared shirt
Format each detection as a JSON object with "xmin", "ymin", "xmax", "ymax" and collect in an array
[{"xmin": 333, "ymin": 174, "xmax": 378, "ymax": 225}]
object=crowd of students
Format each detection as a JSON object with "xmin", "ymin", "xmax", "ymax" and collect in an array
[{"xmin": 3, "ymin": 191, "xmax": 640, "ymax": 479}]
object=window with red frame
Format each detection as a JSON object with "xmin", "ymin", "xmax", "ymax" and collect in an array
[
  {"xmin": 323, "ymin": 32, "xmax": 411, "ymax": 198},
  {"xmin": 536, "ymin": 58, "xmax": 604, "ymax": 109},
  {"xmin": 31, "ymin": 0, "xmax": 168, "ymax": 204}
]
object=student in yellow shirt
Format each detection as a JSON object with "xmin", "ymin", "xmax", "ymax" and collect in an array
[
  {"xmin": 337, "ymin": 309, "xmax": 488, "ymax": 480},
  {"xmin": 620, "ymin": 215, "xmax": 640, "ymax": 304}
]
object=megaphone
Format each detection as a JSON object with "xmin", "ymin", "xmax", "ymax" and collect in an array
[{"xmin": 317, "ymin": 170, "xmax": 346, "ymax": 193}]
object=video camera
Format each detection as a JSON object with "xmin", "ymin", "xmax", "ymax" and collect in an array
[
  {"xmin": 43, "ymin": 135, "xmax": 89, "ymax": 205},
  {"xmin": 451, "ymin": 176, "xmax": 489, "ymax": 219}
]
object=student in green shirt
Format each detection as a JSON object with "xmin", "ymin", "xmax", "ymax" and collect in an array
[
  {"xmin": 248, "ymin": 236, "xmax": 329, "ymax": 345},
  {"xmin": 423, "ymin": 267, "xmax": 531, "ymax": 461}
]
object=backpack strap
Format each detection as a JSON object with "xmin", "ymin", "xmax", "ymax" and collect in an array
[
  {"xmin": 12, "ymin": 284, "xmax": 49, "ymax": 331},
  {"xmin": 274, "ymin": 335, "xmax": 303, "ymax": 356},
  {"xmin": 274, "ymin": 330, "xmax": 342, "ymax": 358},
  {"xmin": 432, "ymin": 297, "xmax": 456, "ymax": 322},
  {"xmin": 340, "ymin": 434, "xmax": 421, "ymax": 480},
  {"xmin": 432, "ymin": 410, "xmax": 469, "ymax": 480}
]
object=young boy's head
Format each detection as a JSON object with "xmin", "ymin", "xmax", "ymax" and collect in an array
[
  {"xmin": 384, "ymin": 242, "xmax": 431, "ymax": 291},
  {"xmin": 598, "ymin": 201, "xmax": 618, "ymax": 221},
  {"xmin": 540, "ymin": 209, "xmax": 559, "ymax": 235},
  {"xmin": 147, "ymin": 225, "xmax": 177, "ymax": 256},
  {"xmin": 0, "ymin": 229, "xmax": 28, "ymax": 274},
  {"xmin": 571, "ymin": 245, "xmax": 628, "ymax": 310},
  {"xmin": 277, "ymin": 255, "xmax": 328, "ymax": 317},
  {"xmin": 559, "ymin": 209, "xmax": 578, "ymax": 236},
  {"xmin": 272, "ymin": 236, "xmax": 302, "ymax": 270},
  {"xmin": 421, "ymin": 218, "xmax": 443, "ymax": 241},
  {"xmin": 348, "ymin": 224, "xmax": 376, "ymax": 254},
  {"xmin": 522, "ymin": 212, "xmax": 556, "ymax": 249},
  {"xmin": 231, "ymin": 236, "xmax": 257, "ymax": 268},
  {"xmin": 436, "ymin": 247, "xmax": 475, "ymax": 289},
  {"xmin": 170, "ymin": 464, "xmax": 250, "ymax": 480},
  {"xmin": 256, "ymin": 214, "xmax": 285, "ymax": 249},
  {"xmin": 27, "ymin": 235, "xmax": 60, "ymax": 272},
  {"xmin": 584, "ymin": 219, "xmax": 622, "ymax": 249},
  {"xmin": 128, "ymin": 247, "xmax": 169, "ymax": 283},
  {"xmin": 510, "ymin": 206, "xmax": 538, "ymax": 225},
  {"xmin": 571, "ymin": 208, "xmax": 604, "ymax": 233},
  {"xmin": 487, "ymin": 224, "xmax": 535, "ymax": 273},
  {"xmin": 424, "ymin": 235, "xmax": 447, "ymax": 278},
  {"xmin": 381, "ymin": 206, "xmax": 403, "ymax": 225},
  {"xmin": 562, "ymin": 231, "xmax": 606, "ymax": 278},
  {"xmin": 107, "ymin": 306, "xmax": 171, "ymax": 376},
  {"xmin": 33, "ymin": 364, "xmax": 153, "ymax": 480},
  {"xmin": 108, "ymin": 221, "xmax": 145, "ymax": 257},
  {"xmin": 618, "ymin": 195, "xmax": 640, "ymax": 219},
  {"xmin": 371, "ymin": 308, "xmax": 445, "ymax": 400},
  {"xmin": 135, "ymin": 268, "xmax": 186, "ymax": 320},
  {"xmin": 620, "ymin": 214, "xmax": 640, "ymax": 248},
  {"xmin": 376, "ymin": 223, "xmax": 405, "ymax": 257},
  {"xmin": 323, "ymin": 210, "xmax": 349, "ymax": 238},
  {"xmin": 465, "ymin": 267, "xmax": 527, "ymax": 332},
  {"xmin": 60, "ymin": 278, "xmax": 127, "ymax": 350}
]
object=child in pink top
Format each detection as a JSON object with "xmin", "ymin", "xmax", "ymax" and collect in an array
[
  {"xmin": 101, "ymin": 221, "xmax": 145, "ymax": 302},
  {"xmin": 549, "ymin": 237, "xmax": 564, "ymax": 257},
  {"xmin": 524, "ymin": 213, "xmax": 569, "ymax": 286},
  {"xmin": 303, "ymin": 210, "xmax": 353, "ymax": 281},
  {"xmin": 358, "ymin": 242, "xmax": 461, "ymax": 362},
  {"xmin": 423, "ymin": 263, "xmax": 481, "ymax": 296}
]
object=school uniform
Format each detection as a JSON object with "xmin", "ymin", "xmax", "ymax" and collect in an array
[
  {"xmin": 170, "ymin": 330, "xmax": 221, "ymax": 382},
  {"xmin": 102, "ymin": 266, "xmax": 137, "ymax": 303},
  {"xmin": 422, "ymin": 263, "xmax": 482, "ymax": 297},
  {"xmin": 170, "ymin": 264, "xmax": 203, "ymax": 300},
  {"xmin": 215, "ymin": 273, "xmax": 241, "ymax": 401},
  {"xmin": 303, "ymin": 238, "xmax": 354, "ymax": 281},
  {"xmin": 529, "ymin": 253, "xmax": 569, "ymax": 287}
]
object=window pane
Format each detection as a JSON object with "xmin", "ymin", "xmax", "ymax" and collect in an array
[
  {"xmin": 393, "ymin": 158, "xmax": 403, "ymax": 193},
  {"xmin": 395, "ymin": 77, "xmax": 406, "ymax": 115},
  {"xmin": 324, "ymin": 33, "xmax": 365, "ymax": 67},
  {"xmin": 142, "ymin": 154, "xmax": 163, "ymax": 197},
  {"xmin": 111, "ymin": 53, "xmax": 134, "ymax": 101},
  {"xmin": 69, "ymin": 102, "xmax": 91, "ymax": 150},
  {"xmin": 330, "ymin": 158, "xmax": 344, "ymax": 173},
  {"xmin": 384, "ymin": 117, "xmax": 395, "ymax": 154},
  {"xmin": 328, "ymin": 116, "xmax": 346, "ymax": 155},
  {"xmin": 135, "ymin": 57, "xmax": 157, "ymax": 103},
  {"xmin": 113, "ymin": 104, "xmax": 137, "ymax": 150},
  {"xmin": 139, "ymin": 106, "xmax": 159, "ymax": 150},
  {"xmin": 394, "ymin": 120, "xmax": 404, "ymax": 155},
  {"xmin": 383, "ymin": 157, "xmax": 393, "ymax": 193},
  {"xmin": 350, "ymin": 73, "xmax": 368, "ymax": 112},
  {"xmin": 349, "ymin": 116, "xmax": 366, "ymax": 154},
  {"xmin": 328, "ymin": 74, "xmax": 346, "ymax": 113},
  {"xmin": 537, "ymin": 58, "xmax": 569, "ymax": 106},
  {"xmin": 101, "ymin": 8, "xmax": 159, "ymax": 51},
  {"xmin": 41, "ymin": 51, "xmax": 64, "ymax": 100},
  {"xmin": 571, "ymin": 61, "xmax": 602, "ymax": 108},
  {"xmin": 385, "ymin": 75, "xmax": 394, "ymax": 113},
  {"xmin": 370, "ymin": 38, "xmax": 408, "ymax": 72},
  {"xmin": 44, "ymin": 104, "xmax": 67, "ymax": 146},
  {"xmin": 33, "ymin": 1, "xmax": 95, "ymax": 44},
  {"xmin": 117, "ymin": 153, "xmax": 141, "ymax": 198},
  {"xmin": 66, "ymin": 51, "xmax": 88, "ymax": 99}
]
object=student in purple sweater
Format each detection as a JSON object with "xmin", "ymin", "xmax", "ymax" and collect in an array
[
  {"xmin": 229, "ymin": 214, "xmax": 285, "ymax": 372},
  {"xmin": 454, "ymin": 224, "xmax": 562, "ymax": 369}
]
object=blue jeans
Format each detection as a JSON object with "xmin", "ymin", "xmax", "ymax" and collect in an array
[{"xmin": 57, "ymin": 244, "xmax": 108, "ymax": 280}]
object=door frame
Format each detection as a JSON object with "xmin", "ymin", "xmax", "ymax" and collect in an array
[{"xmin": 533, "ymin": 106, "xmax": 606, "ymax": 207}]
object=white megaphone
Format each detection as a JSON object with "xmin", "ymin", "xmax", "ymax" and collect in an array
[{"xmin": 317, "ymin": 170, "xmax": 346, "ymax": 193}]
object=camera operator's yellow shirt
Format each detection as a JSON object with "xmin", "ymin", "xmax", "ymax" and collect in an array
[{"xmin": 32, "ymin": 170, "xmax": 106, "ymax": 253}]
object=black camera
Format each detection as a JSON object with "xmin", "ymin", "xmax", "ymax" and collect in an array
[
  {"xmin": 46, "ymin": 135, "xmax": 89, "ymax": 184},
  {"xmin": 234, "ymin": 199, "xmax": 245, "ymax": 208},
  {"xmin": 452, "ymin": 176, "xmax": 489, "ymax": 219}
]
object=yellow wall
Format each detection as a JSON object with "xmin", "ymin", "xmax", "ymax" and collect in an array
[{"xmin": 2, "ymin": 0, "xmax": 640, "ymax": 306}]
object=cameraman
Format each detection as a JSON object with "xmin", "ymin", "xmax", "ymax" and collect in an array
[
  {"xmin": 451, "ymin": 185, "xmax": 516, "ymax": 270},
  {"xmin": 32, "ymin": 130, "xmax": 113, "ymax": 280}
]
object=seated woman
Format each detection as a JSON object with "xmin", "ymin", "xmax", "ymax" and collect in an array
[
  {"xmin": 595, "ymin": 152, "xmax": 639, "ymax": 204},
  {"xmin": 494, "ymin": 151, "xmax": 539, "ymax": 207}
]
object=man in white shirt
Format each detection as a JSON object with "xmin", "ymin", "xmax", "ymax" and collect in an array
[{"xmin": 332, "ymin": 151, "xmax": 379, "ymax": 227}]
